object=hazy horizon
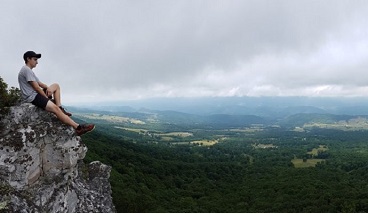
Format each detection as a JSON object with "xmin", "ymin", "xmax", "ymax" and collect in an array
[{"xmin": 68, "ymin": 96, "xmax": 368, "ymax": 117}]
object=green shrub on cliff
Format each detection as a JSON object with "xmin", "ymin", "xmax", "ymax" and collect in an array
[{"xmin": 0, "ymin": 76, "xmax": 20, "ymax": 116}]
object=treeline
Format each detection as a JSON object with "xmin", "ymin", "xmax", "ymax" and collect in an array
[{"xmin": 82, "ymin": 126, "xmax": 368, "ymax": 212}]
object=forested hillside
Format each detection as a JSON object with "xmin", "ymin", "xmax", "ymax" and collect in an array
[{"xmin": 82, "ymin": 123, "xmax": 368, "ymax": 212}]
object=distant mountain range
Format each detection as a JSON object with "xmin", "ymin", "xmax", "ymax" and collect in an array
[
  {"xmin": 68, "ymin": 96, "xmax": 368, "ymax": 130},
  {"xmin": 71, "ymin": 96, "xmax": 368, "ymax": 118}
]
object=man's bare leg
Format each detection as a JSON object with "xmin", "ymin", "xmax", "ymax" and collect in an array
[
  {"xmin": 47, "ymin": 83, "xmax": 62, "ymax": 106},
  {"xmin": 45, "ymin": 100, "xmax": 78, "ymax": 129},
  {"xmin": 46, "ymin": 83, "xmax": 72, "ymax": 116},
  {"xmin": 44, "ymin": 97, "xmax": 95, "ymax": 136}
]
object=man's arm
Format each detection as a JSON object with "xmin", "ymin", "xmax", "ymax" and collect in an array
[
  {"xmin": 29, "ymin": 81, "xmax": 48, "ymax": 98},
  {"xmin": 38, "ymin": 81, "xmax": 48, "ymax": 89},
  {"xmin": 38, "ymin": 81, "xmax": 52, "ymax": 97}
]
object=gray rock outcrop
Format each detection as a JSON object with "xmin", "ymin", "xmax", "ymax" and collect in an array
[{"xmin": 0, "ymin": 104, "xmax": 115, "ymax": 212}]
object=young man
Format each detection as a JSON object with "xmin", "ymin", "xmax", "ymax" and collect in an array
[{"xmin": 18, "ymin": 51, "xmax": 94, "ymax": 136}]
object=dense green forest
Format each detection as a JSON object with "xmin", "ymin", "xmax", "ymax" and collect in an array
[{"xmin": 80, "ymin": 120, "xmax": 368, "ymax": 213}]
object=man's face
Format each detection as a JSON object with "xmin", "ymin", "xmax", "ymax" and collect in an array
[{"xmin": 27, "ymin": 57, "xmax": 39, "ymax": 68}]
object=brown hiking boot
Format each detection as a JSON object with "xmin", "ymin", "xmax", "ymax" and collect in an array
[
  {"xmin": 75, "ymin": 124, "xmax": 95, "ymax": 136},
  {"xmin": 60, "ymin": 106, "xmax": 72, "ymax": 117}
]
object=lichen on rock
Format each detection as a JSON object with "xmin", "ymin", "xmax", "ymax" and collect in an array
[{"xmin": 0, "ymin": 104, "xmax": 115, "ymax": 212}]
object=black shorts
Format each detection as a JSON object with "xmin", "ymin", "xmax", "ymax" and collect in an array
[{"xmin": 31, "ymin": 93, "xmax": 50, "ymax": 109}]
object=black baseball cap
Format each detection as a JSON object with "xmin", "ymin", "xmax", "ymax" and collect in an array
[{"xmin": 23, "ymin": 51, "xmax": 41, "ymax": 61}]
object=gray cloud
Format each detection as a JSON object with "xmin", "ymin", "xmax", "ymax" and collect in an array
[{"xmin": 1, "ymin": 0, "xmax": 368, "ymax": 104}]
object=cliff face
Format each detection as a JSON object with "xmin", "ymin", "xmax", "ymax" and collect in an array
[{"xmin": 0, "ymin": 104, "xmax": 115, "ymax": 212}]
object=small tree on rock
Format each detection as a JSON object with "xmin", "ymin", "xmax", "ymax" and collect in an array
[{"xmin": 0, "ymin": 76, "xmax": 21, "ymax": 117}]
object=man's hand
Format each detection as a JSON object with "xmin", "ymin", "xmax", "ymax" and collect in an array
[
  {"xmin": 43, "ymin": 88, "xmax": 53, "ymax": 99},
  {"xmin": 46, "ymin": 88, "xmax": 52, "ymax": 97}
]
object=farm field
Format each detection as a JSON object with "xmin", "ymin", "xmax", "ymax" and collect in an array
[
  {"xmin": 303, "ymin": 118, "xmax": 368, "ymax": 131},
  {"xmin": 307, "ymin": 145, "xmax": 328, "ymax": 156},
  {"xmin": 291, "ymin": 158, "xmax": 325, "ymax": 168},
  {"xmin": 74, "ymin": 113, "xmax": 145, "ymax": 124},
  {"xmin": 114, "ymin": 126, "xmax": 219, "ymax": 144}
]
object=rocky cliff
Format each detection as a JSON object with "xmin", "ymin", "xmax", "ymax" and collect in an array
[{"xmin": 0, "ymin": 104, "xmax": 115, "ymax": 212}]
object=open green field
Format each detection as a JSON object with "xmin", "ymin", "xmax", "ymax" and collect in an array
[
  {"xmin": 159, "ymin": 132, "xmax": 193, "ymax": 137},
  {"xmin": 292, "ymin": 145, "xmax": 328, "ymax": 167},
  {"xmin": 291, "ymin": 158, "xmax": 325, "ymax": 168},
  {"xmin": 115, "ymin": 127, "xmax": 148, "ymax": 133},
  {"xmin": 115, "ymin": 127, "xmax": 193, "ymax": 137},
  {"xmin": 303, "ymin": 117, "xmax": 368, "ymax": 131},
  {"xmin": 171, "ymin": 139, "xmax": 218, "ymax": 146},
  {"xmin": 228, "ymin": 127, "xmax": 264, "ymax": 132},
  {"xmin": 307, "ymin": 145, "xmax": 328, "ymax": 156},
  {"xmin": 158, "ymin": 132, "xmax": 193, "ymax": 142},
  {"xmin": 191, "ymin": 139, "xmax": 218, "ymax": 146},
  {"xmin": 252, "ymin": 143, "xmax": 277, "ymax": 149},
  {"xmin": 75, "ymin": 113, "xmax": 146, "ymax": 124}
]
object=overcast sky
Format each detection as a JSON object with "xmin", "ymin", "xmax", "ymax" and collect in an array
[{"xmin": 1, "ymin": 0, "xmax": 368, "ymax": 105}]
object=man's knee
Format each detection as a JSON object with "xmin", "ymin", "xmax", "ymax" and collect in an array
[
  {"xmin": 45, "ymin": 101, "xmax": 60, "ymax": 113},
  {"xmin": 49, "ymin": 83, "xmax": 60, "ymax": 90}
]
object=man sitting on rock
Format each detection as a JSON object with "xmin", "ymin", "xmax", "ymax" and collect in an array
[{"xmin": 18, "ymin": 51, "xmax": 95, "ymax": 136}]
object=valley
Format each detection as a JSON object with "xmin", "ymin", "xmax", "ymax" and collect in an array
[{"xmin": 72, "ymin": 106, "xmax": 368, "ymax": 212}]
